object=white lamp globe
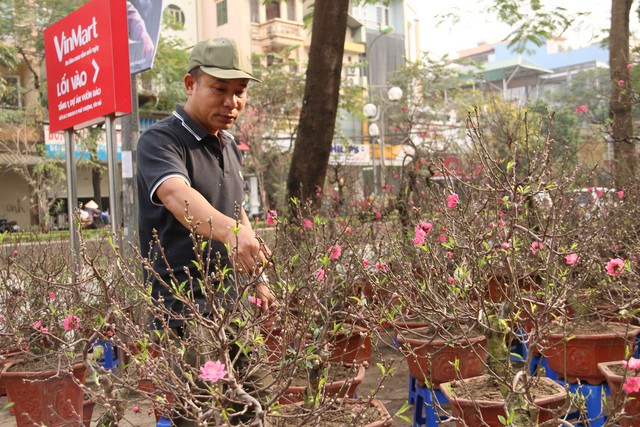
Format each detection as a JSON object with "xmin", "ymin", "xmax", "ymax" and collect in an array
[
  {"xmin": 388, "ymin": 86, "xmax": 403, "ymax": 101},
  {"xmin": 363, "ymin": 103, "xmax": 378, "ymax": 119}
]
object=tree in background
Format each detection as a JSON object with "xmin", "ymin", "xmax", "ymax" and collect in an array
[
  {"xmin": 234, "ymin": 50, "xmax": 306, "ymax": 213},
  {"xmin": 609, "ymin": 0, "xmax": 636, "ymax": 187},
  {"xmin": 286, "ymin": 0, "xmax": 350, "ymax": 211},
  {"xmin": 489, "ymin": 0, "xmax": 638, "ymax": 184}
]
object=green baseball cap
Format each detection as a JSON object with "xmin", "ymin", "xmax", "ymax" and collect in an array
[{"xmin": 188, "ymin": 37, "xmax": 260, "ymax": 82}]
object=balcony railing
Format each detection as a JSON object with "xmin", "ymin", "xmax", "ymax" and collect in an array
[{"xmin": 251, "ymin": 19, "xmax": 304, "ymax": 47}]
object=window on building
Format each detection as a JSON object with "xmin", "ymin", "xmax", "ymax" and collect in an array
[
  {"xmin": 376, "ymin": 5, "xmax": 389, "ymax": 27},
  {"xmin": 0, "ymin": 76, "xmax": 20, "ymax": 108},
  {"xmin": 216, "ymin": 0, "xmax": 228, "ymax": 26},
  {"xmin": 166, "ymin": 4, "xmax": 185, "ymax": 27},
  {"xmin": 250, "ymin": 0, "xmax": 260, "ymax": 23},
  {"xmin": 266, "ymin": 0, "xmax": 280, "ymax": 20}
]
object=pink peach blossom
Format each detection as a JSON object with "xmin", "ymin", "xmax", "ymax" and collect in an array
[
  {"xmin": 565, "ymin": 253, "xmax": 579, "ymax": 266},
  {"xmin": 606, "ymin": 258, "xmax": 625, "ymax": 276},
  {"xmin": 199, "ymin": 360, "xmax": 227, "ymax": 383},
  {"xmin": 623, "ymin": 376, "xmax": 640, "ymax": 394},
  {"xmin": 63, "ymin": 315, "xmax": 81, "ymax": 331},
  {"xmin": 530, "ymin": 241, "xmax": 543, "ymax": 255},
  {"xmin": 618, "ymin": 190, "xmax": 625, "ymax": 199},
  {"xmin": 314, "ymin": 268, "xmax": 326, "ymax": 283},
  {"xmin": 624, "ymin": 358, "xmax": 640, "ymax": 370},
  {"xmin": 248, "ymin": 295, "xmax": 262, "ymax": 308},
  {"xmin": 266, "ymin": 210, "xmax": 277, "ymax": 226},
  {"xmin": 329, "ymin": 244, "xmax": 342, "ymax": 260},
  {"xmin": 446, "ymin": 193, "xmax": 459, "ymax": 208}
]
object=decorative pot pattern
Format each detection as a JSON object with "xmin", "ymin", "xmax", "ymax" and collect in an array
[
  {"xmin": 396, "ymin": 328, "xmax": 488, "ymax": 387},
  {"xmin": 441, "ymin": 374, "xmax": 567, "ymax": 427},
  {"xmin": 543, "ymin": 323, "xmax": 640, "ymax": 385},
  {"xmin": 1, "ymin": 361, "xmax": 87, "ymax": 427}
]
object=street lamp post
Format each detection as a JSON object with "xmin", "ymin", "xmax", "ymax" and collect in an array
[
  {"xmin": 363, "ymin": 86, "xmax": 403, "ymax": 192},
  {"xmin": 363, "ymin": 102, "xmax": 380, "ymax": 196},
  {"xmin": 366, "ymin": 25, "xmax": 394, "ymax": 89}
]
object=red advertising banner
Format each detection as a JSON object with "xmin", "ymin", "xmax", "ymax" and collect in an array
[{"xmin": 44, "ymin": 0, "xmax": 131, "ymax": 133}]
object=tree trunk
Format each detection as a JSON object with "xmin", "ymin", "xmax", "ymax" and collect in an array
[
  {"xmin": 609, "ymin": 0, "xmax": 636, "ymax": 187},
  {"xmin": 286, "ymin": 0, "xmax": 349, "ymax": 210}
]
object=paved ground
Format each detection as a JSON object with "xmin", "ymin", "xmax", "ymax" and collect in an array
[{"xmin": 0, "ymin": 337, "xmax": 417, "ymax": 426}]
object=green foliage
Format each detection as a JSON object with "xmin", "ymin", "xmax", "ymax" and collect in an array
[
  {"xmin": 489, "ymin": 0, "xmax": 579, "ymax": 53},
  {"xmin": 526, "ymin": 99, "xmax": 579, "ymax": 166},
  {"xmin": 547, "ymin": 68, "xmax": 611, "ymax": 124},
  {"xmin": 138, "ymin": 12, "xmax": 189, "ymax": 112}
]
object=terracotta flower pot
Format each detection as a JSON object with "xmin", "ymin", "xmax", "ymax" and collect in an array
[
  {"xmin": 278, "ymin": 363, "xmax": 366, "ymax": 404},
  {"xmin": 328, "ymin": 324, "xmax": 372, "ymax": 364},
  {"xmin": 262, "ymin": 324, "xmax": 372, "ymax": 364},
  {"xmin": 395, "ymin": 326, "xmax": 488, "ymax": 387},
  {"xmin": 598, "ymin": 360, "xmax": 640, "ymax": 426},
  {"xmin": 269, "ymin": 398, "xmax": 393, "ymax": 426},
  {"xmin": 441, "ymin": 374, "xmax": 567, "ymax": 427},
  {"xmin": 0, "ymin": 350, "xmax": 21, "ymax": 397},
  {"xmin": 1, "ymin": 361, "xmax": 87, "ymax": 427},
  {"xmin": 542, "ymin": 322, "xmax": 640, "ymax": 385}
]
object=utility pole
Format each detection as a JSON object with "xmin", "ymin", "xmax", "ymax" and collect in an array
[{"xmin": 121, "ymin": 74, "xmax": 139, "ymax": 253}]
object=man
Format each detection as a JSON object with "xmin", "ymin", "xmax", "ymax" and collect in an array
[{"xmin": 136, "ymin": 37, "xmax": 274, "ymax": 425}]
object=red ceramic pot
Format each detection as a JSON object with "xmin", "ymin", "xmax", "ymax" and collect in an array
[
  {"xmin": 441, "ymin": 374, "xmax": 567, "ymax": 427},
  {"xmin": 270, "ymin": 398, "xmax": 393, "ymax": 426},
  {"xmin": 1, "ymin": 361, "xmax": 87, "ymax": 427},
  {"xmin": 0, "ymin": 350, "xmax": 21, "ymax": 397},
  {"xmin": 542, "ymin": 322, "xmax": 640, "ymax": 385},
  {"xmin": 598, "ymin": 360, "xmax": 640, "ymax": 426},
  {"xmin": 396, "ymin": 327, "xmax": 488, "ymax": 387},
  {"xmin": 328, "ymin": 324, "xmax": 372, "ymax": 364},
  {"xmin": 278, "ymin": 363, "xmax": 366, "ymax": 404}
]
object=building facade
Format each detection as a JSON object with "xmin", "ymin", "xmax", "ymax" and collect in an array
[{"xmin": 0, "ymin": 0, "xmax": 415, "ymax": 229}]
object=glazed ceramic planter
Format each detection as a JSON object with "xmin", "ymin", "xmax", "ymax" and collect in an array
[
  {"xmin": 1, "ymin": 361, "xmax": 87, "ymax": 427},
  {"xmin": 542, "ymin": 322, "xmax": 640, "ymax": 385},
  {"xmin": 395, "ymin": 327, "xmax": 488, "ymax": 387},
  {"xmin": 598, "ymin": 361, "xmax": 640, "ymax": 426},
  {"xmin": 441, "ymin": 374, "xmax": 568, "ymax": 427}
]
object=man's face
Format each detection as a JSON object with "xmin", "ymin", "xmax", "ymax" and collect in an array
[{"xmin": 184, "ymin": 72, "xmax": 249, "ymax": 135}]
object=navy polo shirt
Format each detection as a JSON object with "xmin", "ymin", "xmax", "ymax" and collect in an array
[{"xmin": 137, "ymin": 104, "xmax": 245, "ymax": 319}]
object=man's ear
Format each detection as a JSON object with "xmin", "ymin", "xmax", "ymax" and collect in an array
[{"xmin": 184, "ymin": 73, "xmax": 195, "ymax": 94}]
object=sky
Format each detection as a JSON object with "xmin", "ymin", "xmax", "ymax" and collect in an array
[{"xmin": 408, "ymin": 0, "xmax": 638, "ymax": 57}]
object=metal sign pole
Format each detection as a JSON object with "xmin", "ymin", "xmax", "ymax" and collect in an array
[
  {"xmin": 121, "ymin": 75, "xmax": 139, "ymax": 252},
  {"xmin": 64, "ymin": 129, "xmax": 80, "ymax": 277},
  {"xmin": 105, "ymin": 114, "xmax": 121, "ymax": 242}
]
